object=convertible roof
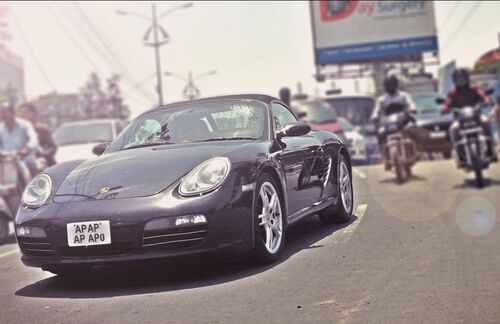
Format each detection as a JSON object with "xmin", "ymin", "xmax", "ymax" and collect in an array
[{"xmin": 152, "ymin": 94, "xmax": 279, "ymax": 111}]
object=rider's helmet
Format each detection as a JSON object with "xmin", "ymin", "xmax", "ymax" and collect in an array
[
  {"xmin": 383, "ymin": 75, "xmax": 399, "ymax": 96},
  {"xmin": 452, "ymin": 68, "xmax": 470, "ymax": 89}
]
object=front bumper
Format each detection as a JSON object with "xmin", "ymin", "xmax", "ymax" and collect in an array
[{"xmin": 15, "ymin": 184, "xmax": 254, "ymax": 268}]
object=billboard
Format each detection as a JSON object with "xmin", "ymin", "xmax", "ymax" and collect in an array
[{"xmin": 310, "ymin": 0, "xmax": 439, "ymax": 65}]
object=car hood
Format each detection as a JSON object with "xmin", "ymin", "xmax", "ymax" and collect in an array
[
  {"xmin": 54, "ymin": 141, "xmax": 249, "ymax": 202},
  {"xmin": 55, "ymin": 143, "xmax": 101, "ymax": 164},
  {"xmin": 416, "ymin": 113, "xmax": 453, "ymax": 128}
]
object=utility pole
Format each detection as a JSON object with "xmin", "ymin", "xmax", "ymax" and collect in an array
[
  {"xmin": 164, "ymin": 70, "xmax": 217, "ymax": 100},
  {"xmin": 117, "ymin": 2, "xmax": 193, "ymax": 107}
]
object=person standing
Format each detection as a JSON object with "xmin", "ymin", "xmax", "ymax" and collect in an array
[{"xmin": 19, "ymin": 103, "xmax": 57, "ymax": 167}]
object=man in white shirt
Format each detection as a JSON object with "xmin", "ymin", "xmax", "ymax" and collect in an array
[{"xmin": 0, "ymin": 102, "xmax": 39, "ymax": 177}]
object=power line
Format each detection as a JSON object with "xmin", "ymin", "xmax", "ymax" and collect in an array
[
  {"xmin": 11, "ymin": 12, "xmax": 55, "ymax": 91},
  {"xmin": 71, "ymin": 2, "xmax": 156, "ymax": 102},
  {"xmin": 123, "ymin": 73, "xmax": 156, "ymax": 95},
  {"xmin": 442, "ymin": 2, "xmax": 483, "ymax": 49},
  {"xmin": 57, "ymin": 3, "xmax": 155, "ymax": 104},
  {"xmin": 47, "ymin": 4, "xmax": 102, "ymax": 73},
  {"xmin": 439, "ymin": 2, "xmax": 461, "ymax": 31}
]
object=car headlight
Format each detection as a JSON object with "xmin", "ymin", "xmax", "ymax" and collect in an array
[
  {"xmin": 22, "ymin": 174, "xmax": 52, "ymax": 208},
  {"xmin": 179, "ymin": 157, "xmax": 231, "ymax": 196}
]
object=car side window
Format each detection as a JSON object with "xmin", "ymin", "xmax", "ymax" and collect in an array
[{"xmin": 271, "ymin": 103, "xmax": 297, "ymax": 132}]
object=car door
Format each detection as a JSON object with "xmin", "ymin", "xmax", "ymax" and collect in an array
[{"xmin": 271, "ymin": 102, "xmax": 323, "ymax": 216}]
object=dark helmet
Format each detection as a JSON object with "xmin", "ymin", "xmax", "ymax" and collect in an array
[
  {"xmin": 383, "ymin": 75, "xmax": 399, "ymax": 95},
  {"xmin": 452, "ymin": 68, "xmax": 470, "ymax": 88}
]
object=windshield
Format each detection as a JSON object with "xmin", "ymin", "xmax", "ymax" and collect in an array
[
  {"xmin": 295, "ymin": 101, "xmax": 337, "ymax": 124},
  {"xmin": 54, "ymin": 122, "xmax": 114, "ymax": 146},
  {"xmin": 326, "ymin": 97, "xmax": 375, "ymax": 126},
  {"xmin": 107, "ymin": 100, "xmax": 267, "ymax": 152},
  {"xmin": 412, "ymin": 93, "xmax": 442, "ymax": 115}
]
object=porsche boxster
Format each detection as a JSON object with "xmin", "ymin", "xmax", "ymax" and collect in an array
[{"xmin": 15, "ymin": 94, "xmax": 353, "ymax": 275}]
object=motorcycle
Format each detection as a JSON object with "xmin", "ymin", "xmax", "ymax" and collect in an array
[
  {"xmin": 436, "ymin": 96, "xmax": 497, "ymax": 187},
  {"xmin": 0, "ymin": 152, "xmax": 31, "ymax": 243},
  {"xmin": 378, "ymin": 104, "xmax": 420, "ymax": 183}
]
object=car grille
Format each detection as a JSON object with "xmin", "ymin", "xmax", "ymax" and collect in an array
[
  {"xmin": 142, "ymin": 224, "xmax": 208, "ymax": 251},
  {"xmin": 18, "ymin": 238, "xmax": 55, "ymax": 258},
  {"xmin": 58, "ymin": 242, "xmax": 134, "ymax": 258}
]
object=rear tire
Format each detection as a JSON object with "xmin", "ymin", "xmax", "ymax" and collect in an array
[
  {"xmin": 249, "ymin": 174, "xmax": 286, "ymax": 265},
  {"xmin": 319, "ymin": 154, "xmax": 353, "ymax": 224}
]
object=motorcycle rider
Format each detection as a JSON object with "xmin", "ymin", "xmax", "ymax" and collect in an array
[
  {"xmin": 371, "ymin": 74, "xmax": 416, "ymax": 169},
  {"xmin": 19, "ymin": 103, "xmax": 57, "ymax": 167},
  {"xmin": 0, "ymin": 102, "xmax": 39, "ymax": 178},
  {"xmin": 441, "ymin": 68, "xmax": 496, "ymax": 163}
]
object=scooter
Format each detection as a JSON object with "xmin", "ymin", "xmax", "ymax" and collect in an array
[
  {"xmin": 379, "ymin": 104, "xmax": 420, "ymax": 183},
  {"xmin": 0, "ymin": 152, "xmax": 31, "ymax": 244}
]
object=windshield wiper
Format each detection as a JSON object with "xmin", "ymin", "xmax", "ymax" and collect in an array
[
  {"xmin": 122, "ymin": 141, "xmax": 174, "ymax": 151},
  {"xmin": 198, "ymin": 137, "xmax": 257, "ymax": 142}
]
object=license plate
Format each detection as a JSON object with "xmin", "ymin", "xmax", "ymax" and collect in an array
[
  {"xmin": 67, "ymin": 221, "xmax": 111, "ymax": 247},
  {"xmin": 430, "ymin": 131, "xmax": 446, "ymax": 139}
]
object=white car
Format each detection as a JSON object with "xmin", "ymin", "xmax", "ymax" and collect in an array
[
  {"xmin": 338, "ymin": 117, "xmax": 367, "ymax": 163},
  {"xmin": 53, "ymin": 119, "xmax": 125, "ymax": 163}
]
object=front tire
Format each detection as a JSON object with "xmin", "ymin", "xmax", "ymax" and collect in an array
[
  {"xmin": 249, "ymin": 174, "xmax": 285, "ymax": 265},
  {"xmin": 473, "ymin": 155, "xmax": 484, "ymax": 188},
  {"xmin": 319, "ymin": 154, "xmax": 353, "ymax": 224}
]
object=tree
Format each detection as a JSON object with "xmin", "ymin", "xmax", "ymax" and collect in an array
[
  {"xmin": 80, "ymin": 73, "xmax": 129, "ymax": 120},
  {"xmin": 106, "ymin": 74, "xmax": 129, "ymax": 119}
]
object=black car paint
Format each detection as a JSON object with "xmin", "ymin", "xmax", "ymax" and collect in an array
[{"xmin": 15, "ymin": 94, "xmax": 349, "ymax": 268}]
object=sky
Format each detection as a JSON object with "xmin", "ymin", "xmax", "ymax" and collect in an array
[{"xmin": 1, "ymin": 1, "xmax": 500, "ymax": 117}]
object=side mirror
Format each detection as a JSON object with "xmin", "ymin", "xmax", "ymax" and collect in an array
[
  {"xmin": 435, "ymin": 97, "xmax": 446, "ymax": 105},
  {"xmin": 276, "ymin": 123, "xmax": 311, "ymax": 138},
  {"xmin": 92, "ymin": 142, "xmax": 110, "ymax": 156}
]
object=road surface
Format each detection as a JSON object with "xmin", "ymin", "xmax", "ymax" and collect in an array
[{"xmin": 1, "ymin": 160, "xmax": 499, "ymax": 324}]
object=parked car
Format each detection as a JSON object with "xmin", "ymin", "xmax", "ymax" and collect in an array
[
  {"xmin": 411, "ymin": 93, "xmax": 453, "ymax": 158},
  {"xmin": 291, "ymin": 99, "xmax": 347, "ymax": 143},
  {"xmin": 15, "ymin": 95, "xmax": 353, "ymax": 275},
  {"xmin": 325, "ymin": 95, "xmax": 380, "ymax": 164},
  {"xmin": 338, "ymin": 117, "xmax": 367, "ymax": 163},
  {"xmin": 53, "ymin": 119, "xmax": 126, "ymax": 163}
]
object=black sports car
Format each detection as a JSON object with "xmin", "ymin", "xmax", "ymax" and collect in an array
[{"xmin": 15, "ymin": 94, "xmax": 353, "ymax": 275}]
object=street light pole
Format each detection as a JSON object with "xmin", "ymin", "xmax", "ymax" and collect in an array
[
  {"xmin": 116, "ymin": 2, "xmax": 193, "ymax": 107},
  {"xmin": 151, "ymin": 3, "xmax": 164, "ymax": 106}
]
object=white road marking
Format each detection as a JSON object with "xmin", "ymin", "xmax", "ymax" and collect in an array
[
  {"xmin": 0, "ymin": 249, "xmax": 19, "ymax": 258},
  {"xmin": 352, "ymin": 168, "xmax": 367, "ymax": 179},
  {"xmin": 9, "ymin": 221, "xmax": 14, "ymax": 235},
  {"xmin": 334, "ymin": 204, "xmax": 368, "ymax": 244}
]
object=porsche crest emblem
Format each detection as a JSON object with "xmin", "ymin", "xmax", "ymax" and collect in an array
[{"xmin": 99, "ymin": 187, "xmax": 111, "ymax": 194}]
